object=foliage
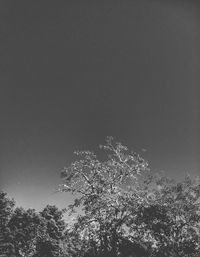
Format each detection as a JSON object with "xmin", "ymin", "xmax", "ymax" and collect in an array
[
  {"xmin": 0, "ymin": 201, "xmax": 66, "ymax": 257},
  {"xmin": 0, "ymin": 191, "xmax": 15, "ymax": 256},
  {"xmin": 40, "ymin": 205, "xmax": 65, "ymax": 240},
  {"xmin": 60, "ymin": 137, "xmax": 150, "ymax": 256},
  {"xmin": 34, "ymin": 205, "xmax": 66, "ymax": 257},
  {"xmin": 1, "ymin": 138, "xmax": 200, "ymax": 257},
  {"xmin": 0, "ymin": 191, "xmax": 15, "ymax": 227},
  {"xmin": 134, "ymin": 173, "xmax": 200, "ymax": 257},
  {"xmin": 7, "ymin": 207, "xmax": 46, "ymax": 257},
  {"xmin": 60, "ymin": 138, "xmax": 200, "ymax": 257}
]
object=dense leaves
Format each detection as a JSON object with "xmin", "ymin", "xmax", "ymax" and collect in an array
[
  {"xmin": 34, "ymin": 205, "xmax": 66, "ymax": 257},
  {"xmin": 1, "ymin": 138, "xmax": 200, "ymax": 257},
  {"xmin": 0, "ymin": 195, "xmax": 66, "ymax": 257},
  {"xmin": 7, "ymin": 207, "xmax": 45, "ymax": 257}
]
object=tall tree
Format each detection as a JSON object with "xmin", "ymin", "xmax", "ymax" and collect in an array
[
  {"xmin": 60, "ymin": 137, "xmax": 149, "ymax": 257},
  {"xmin": 60, "ymin": 138, "xmax": 200, "ymax": 257}
]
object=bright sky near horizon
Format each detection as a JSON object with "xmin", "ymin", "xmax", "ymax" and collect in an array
[{"xmin": 0, "ymin": 0, "xmax": 199, "ymax": 211}]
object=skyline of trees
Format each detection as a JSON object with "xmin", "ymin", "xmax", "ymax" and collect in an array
[{"xmin": 1, "ymin": 138, "xmax": 200, "ymax": 257}]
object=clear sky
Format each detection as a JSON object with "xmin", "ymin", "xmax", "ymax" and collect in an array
[{"xmin": 0, "ymin": 0, "xmax": 199, "ymax": 210}]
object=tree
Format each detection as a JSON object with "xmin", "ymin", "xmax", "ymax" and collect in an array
[
  {"xmin": 134, "ymin": 173, "xmax": 200, "ymax": 256},
  {"xmin": 1, "ymin": 138, "xmax": 199, "ymax": 257},
  {"xmin": 60, "ymin": 138, "xmax": 200, "ymax": 257},
  {"xmin": 35, "ymin": 205, "xmax": 66, "ymax": 257},
  {"xmin": 1, "ymin": 203, "xmax": 66, "ymax": 257},
  {"xmin": 7, "ymin": 207, "xmax": 46, "ymax": 257},
  {"xmin": 0, "ymin": 191, "xmax": 15, "ymax": 227},
  {"xmin": 40, "ymin": 205, "xmax": 65, "ymax": 240},
  {"xmin": 60, "ymin": 137, "xmax": 149, "ymax": 257},
  {"xmin": 0, "ymin": 191, "xmax": 15, "ymax": 256}
]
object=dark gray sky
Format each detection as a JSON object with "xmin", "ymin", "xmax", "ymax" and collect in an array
[{"xmin": 0, "ymin": 0, "xmax": 199, "ymax": 210}]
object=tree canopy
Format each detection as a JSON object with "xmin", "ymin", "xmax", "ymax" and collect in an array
[
  {"xmin": 0, "ymin": 194, "xmax": 65, "ymax": 257},
  {"xmin": 60, "ymin": 137, "xmax": 200, "ymax": 257},
  {"xmin": 1, "ymin": 138, "xmax": 200, "ymax": 257}
]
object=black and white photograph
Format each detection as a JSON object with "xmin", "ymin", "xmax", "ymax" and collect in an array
[{"xmin": 0, "ymin": 1, "xmax": 200, "ymax": 256}]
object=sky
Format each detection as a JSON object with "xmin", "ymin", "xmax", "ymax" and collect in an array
[{"xmin": 0, "ymin": 0, "xmax": 199, "ymax": 211}]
